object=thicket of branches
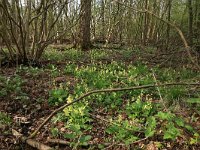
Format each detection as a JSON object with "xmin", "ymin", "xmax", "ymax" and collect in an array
[{"xmin": 0, "ymin": 0, "xmax": 200, "ymax": 65}]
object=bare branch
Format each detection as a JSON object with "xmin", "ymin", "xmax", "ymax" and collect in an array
[
  {"xmin": 112, "ymin": 0, "xmax": 200, "ymax": 71},
  {"xmin": 12, "ymin": 129, "xmax": 53, "ymax": 150},
  {"xmin": 29, "ymin": 82, "xmax": 200, "ymax": 139}
]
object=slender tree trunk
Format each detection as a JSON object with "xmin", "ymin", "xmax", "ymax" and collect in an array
[
  {"xmin": 25, "ymin": 0, "xmax": 32, "ymax": 57},
  {"xmin": 166, "ymin": 0, "xmax": 172, "ymax": 47},
  {"xmin": 101, "ymin": 0, "xmax": 105, "ymax": 41},
  {"xmin": 143, "ymin": 0, "xmax": 149, "ymax": 45},
  {"xmin": 188, "ymin": 0, "xmax": 193, "ymax": 46}
]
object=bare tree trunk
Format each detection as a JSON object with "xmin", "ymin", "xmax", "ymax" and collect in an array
[
  {"xmin": 194, "ymin": 0, "xmax": 200, "ymax": 59},
  {"xmin": 166, "ymin": 0, "xmax": 172, "ymax": 47},
  {"xmin": 101, "ymin": 0, "xmax": 105, "ymax": 41},
  {"xmin": 79, "ymin": 0, "xmax": 92, "ymax": 51},
  {"xmin": 188, "ymin": 0, "xmax": 193, "ymax": 46},
  {"xmin": 25, "ymin": 0, "xmax": 32, "ymax": 57},
  {"xmin": 143, "ymin": 0, "xmax": 149, "ymax": 45}
]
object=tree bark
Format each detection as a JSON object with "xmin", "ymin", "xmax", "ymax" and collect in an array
[
  {"xmin": 79, "ymin": 0, "xmax": 92, "ymax": 51},
  {"xmin": 101, "ymin": 0, "xmax": 105, "ymax": 41},
  {"xmin": 143, "ymin": 0, "xmax": 149, "ymax": 45},
  {"xmin": 166, "ymin": 0, "xmax": 172, "ymax": 47},
  {"xmin": 188, "ymin": 0, "xmax": 193, "ymax": 46}
]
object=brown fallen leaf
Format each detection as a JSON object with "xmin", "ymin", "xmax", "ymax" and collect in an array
[{"xmin": 146, "ymin": 141, "xmax": 158, "ymax": 150}]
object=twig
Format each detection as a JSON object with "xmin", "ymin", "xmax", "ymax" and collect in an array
[
  {"xmin": 90, "ymin": 113, "xmax": 148, "ymax": 146},
  {"xmin": 47, "ymin": 138, "xmax": 125, "ymax": 147},
  {"xmin": 104, "ymin": 142, "xmax": 119, "ymax": 150},
  {"xmin": 103, "ymin": 137, "xmax": 148, "ymax": 149},
  {"xmin": 151, "ymin": 69, "xmax": 167, "ymax": 110},
  {"xmin": 47, "ymin": 138, "xmax": 70, "ymax": 145},
  {"xmin": 29, "ymin": 82, "xmax": 200, "ymax": 139},
  {"xmin": 132, "ymin": 137, "xmax": 148, "ymax": 144}
]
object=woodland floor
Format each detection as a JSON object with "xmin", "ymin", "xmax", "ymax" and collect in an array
[{"xmin": 0, "ymin": 46, "xmax": 200, "ymax": 150}]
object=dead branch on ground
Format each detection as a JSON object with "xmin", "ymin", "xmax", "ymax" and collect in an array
[
  {"xmin": 29, "ymin": 82, "xmax": 200, "ymax": 139},
  {"xmin": 12, "ymin": 129, "xmax": 53, "ymax": 150}
]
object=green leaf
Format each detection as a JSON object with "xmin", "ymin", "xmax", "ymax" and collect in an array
[
  {"xmin": 154, "ymin": 142, "xmax": 163, "ymax": 149},
  {"xmin": 190, "ymin": 133, "xmax": 200, "ymax": 144},
  {"xmin": 81, "ymin": 142, "xmax": 88, "ymax": 146},
  {"xmin": 79, "ymin": 135, "xmax": 92, "ymax": 143},
  {"xmin": 145, "ymin": 128, "xmax": 155, "ymax": 138},
  {"xmin": 98, "ymin": 144, "xmax": 105, "ymax": 149},
  {"xmin": 185, "ymin": 125, "xmax": 194, "ymax": 132},
  {"xmin": 64, "ymin": 133, "xmax": 77, "ymax": 139},
  {"xmin": 163, "ymin": 132, "xmax": 174, "ymax": 140},
  {"xmin": 69, "ymin": 124, "xmax": 81, "ymax": 133},
  {"xmin": 124, "ymin": 136, "xmax": 138, "ymax": 145},
  {"xmin": 156, "ymin": 111, "xmax": 174, "ymax": 121},
  {"xmin": 0, "ymin": 89, "xmax": 7, "ymax": 97},
  {"xmin": 84, "ymin": 135, "xmax": 92, "ymax": 141},
  {"xmin": 194, "ymin": 133, "xmax": 199, "ymax": 137},
  {"xmin": 187, "ymin": 98, "xmax": 200, "ymax": 104},
  {"xmin": 0, "ymin": 112, "xmax": 12, "ymax": 125},
  {"xmin": 190, "ymin": 136, "xmax": 199, "ymax": 145},
  {"xmin": 51, "ymin": 128, "xmax": 59, "ymax": 137},
  {"xmin": 106, "ymin": 125, "xmax": 119, "ymax": 134},
  {"xmin": 63, "ymin": 108, "xmax": 70, "ymax": 116},
  {"xmin": 163, "ymin": 123, "xmax": 180, "ymax": 140},
  {"xmin": 145, "ymin": 116, "xmax": 156, "ymax": 137},
  {"xmin": 175, "ymin": 117, "xmax": 185, "ymax": 127}
]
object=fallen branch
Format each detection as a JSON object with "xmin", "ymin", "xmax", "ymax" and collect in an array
[
  {"xmin": 47, "ymin": 137, "xmax": 146, "ymax": 146},
  {"xmin": 47, "ymin": 138, "xmax": 70, "ymax": 145},
  {"xmin": 29, "ymin": 82, "xmax": 200, "ymax": 139},
  {"xmin": 12, "ymin": 129, "xmax": 53, "ymax": 150},
  {"xmin": 47, "ymin": 138, "xmax": 125, "ymax": 147}
]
